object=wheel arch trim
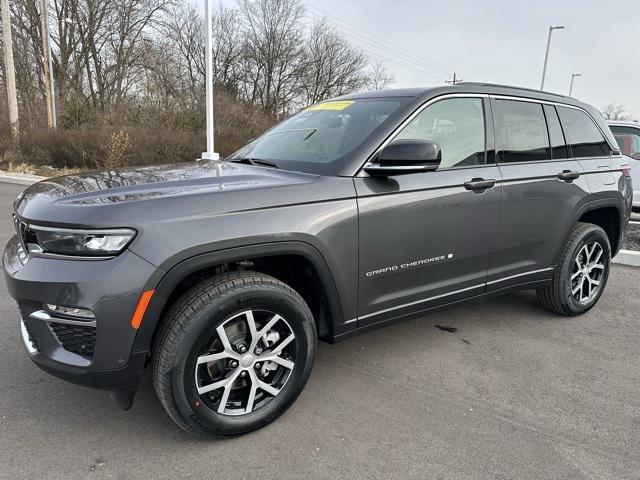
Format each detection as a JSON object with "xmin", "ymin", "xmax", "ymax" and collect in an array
[
  {"xmin": 131, "ymin": 241, "xmax": 349, "ymax": 356},
  {"xmin": 553, "ymin": 197, "xmax": 625, "ymax": 265}
]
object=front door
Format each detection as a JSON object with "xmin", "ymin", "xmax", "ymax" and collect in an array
[{"xmin": 355, "ymin": 96, "xmax": 501, "ymax": 327}]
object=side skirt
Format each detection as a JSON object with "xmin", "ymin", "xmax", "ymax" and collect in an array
[{"xmin": 330, "ymin": 278, "xmax": 552, "ymax": 344}]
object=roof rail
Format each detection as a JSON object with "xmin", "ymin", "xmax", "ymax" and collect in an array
[{"xmin": 457, "ymin": 82, "xmax": 569, "ymax": 99}]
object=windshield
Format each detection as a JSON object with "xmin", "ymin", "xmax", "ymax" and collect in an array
[{"xmin": 228, "ymin": 98, "xmax": 408, "ymax": 175}]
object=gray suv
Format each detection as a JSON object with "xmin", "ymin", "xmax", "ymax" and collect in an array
[{"xmin": 3, "ymin": 83, "xmax": 632, "ymax": 438}]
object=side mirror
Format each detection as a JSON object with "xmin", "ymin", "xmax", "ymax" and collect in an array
[{"xmin": 364, "ymin": 139, "xmax": 441, "ymax": 177}]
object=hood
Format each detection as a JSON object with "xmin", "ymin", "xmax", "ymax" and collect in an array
[{"xmin": 14, "ymin": 161, "xmax": 324, "ymax": 226}]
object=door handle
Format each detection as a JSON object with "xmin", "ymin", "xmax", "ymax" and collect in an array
[
  {"xmin": 464, "ymin": 178, "xmax": 496, "ymax": 191},
  {"xmin": 558, "ymin": 170, "xmax": 581, "ymax": 183}
]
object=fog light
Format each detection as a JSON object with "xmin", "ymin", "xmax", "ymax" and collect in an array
[{"xmin": 44, "ymin": 304, "xmax": 95, "ymax": 319}]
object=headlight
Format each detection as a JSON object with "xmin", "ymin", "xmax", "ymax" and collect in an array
[{"xmin": 29, "ymin": 226, "xmax": 136, "ymax": 257}]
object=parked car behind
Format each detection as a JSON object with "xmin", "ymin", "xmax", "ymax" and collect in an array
[{"xmin": 609, "ymin": 120, "xmax": 640, "ymax": 212}]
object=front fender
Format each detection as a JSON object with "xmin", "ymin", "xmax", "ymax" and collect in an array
[{"xmin": 130, "ymin": 241, "xmax": 352, "ymax": 357}]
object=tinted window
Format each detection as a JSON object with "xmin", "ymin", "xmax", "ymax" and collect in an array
[
  {"xmin": 543, "ymin": 105, "xmax": 569, "ymax": 159},
  {"xmin": 395, "ymin": 98, "xmax": 485, "ymax": 168},
  {"xmin": 557, "ymin": 106, "xmax": 611, "ymax": 158},
  {"xmin": 610, "ymin": 125, "xmax": 640, "ymax": 158},
  {"xmin": 494, "ymin": 100, "xmax": 550, "ymax": 163}
]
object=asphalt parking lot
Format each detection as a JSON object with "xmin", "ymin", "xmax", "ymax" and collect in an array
[{"xmin": 1, "ymin": 181, "xmax": 639, "ymax": 480}]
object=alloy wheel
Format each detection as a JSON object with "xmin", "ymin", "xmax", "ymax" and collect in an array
[
  {"xmin": 194, "ymin": 310, "xmax": 296, "ymax": 416},
  {"xmin": 570, "ymin": 241, "xmax": 605, "ymax": 304}
]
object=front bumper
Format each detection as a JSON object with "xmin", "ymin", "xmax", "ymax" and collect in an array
[{"xmin": 4, "ymin": 235, "xmax": 160, "ymax": 391}]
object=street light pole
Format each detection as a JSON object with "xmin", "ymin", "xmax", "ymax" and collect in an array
[
  {"xmin": 540, "ymin": 25, "xmax": 565, "ymax": 91},
  {"xmin": 201, "ymin": 0, "xmax": 219, "ymax": 161},
  {"xmin": 569, "ymin": 73, "xmax": 582, "ymax": 97}
]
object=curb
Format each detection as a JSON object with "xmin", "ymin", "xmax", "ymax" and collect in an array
[
  {"xmin": 0, "ymin": 173, "xmax": 46, "ymax": 186},
  {"xmin": 613, "ymin": 249, "xmax": 640, "ymax": 268}
]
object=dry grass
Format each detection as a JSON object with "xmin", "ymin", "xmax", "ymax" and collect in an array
[{"xmin": 0, "ymin": 90, "xmax": 276, "ymax": 173}]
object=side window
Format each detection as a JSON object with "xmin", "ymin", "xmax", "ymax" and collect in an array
[
  {"xmin": 494, "ymin": 100, "xmax": 550, "ymax": 163},
  {"xmin": 610, "ymin": 126, "xmax": 640, "ymax": 159},
  {"xmin": 395, "ymin": 98, "xmax": 485, "ymax": 168},
  {"xmin": 557, "ymin": 106, "xmax": 611, "ymax": 158},
  {"xmin": 543, "ymin": 105, "xmax": 569, "ymax": 159}
]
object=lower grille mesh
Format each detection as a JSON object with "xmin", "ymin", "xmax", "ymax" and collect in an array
[{"xmin": 50, "ymin": 323, "xmax": 96, "ymax": 359}]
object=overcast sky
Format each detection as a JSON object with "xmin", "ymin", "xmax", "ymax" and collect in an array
[{"xmin": 202, "ymin": 0, "xmax": 639, "ymax": 119}]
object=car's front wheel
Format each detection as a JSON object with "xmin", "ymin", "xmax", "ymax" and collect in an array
[{"xmin": 153, "ymin": 272, "xmax": 316, "ymax": 438}]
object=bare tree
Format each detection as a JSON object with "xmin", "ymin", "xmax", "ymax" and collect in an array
[
  {"xmin": 105, "ymin": 0, "xmax": 174, "ymax": 110},
  {"xmin": 365, "ymin": 60, "xmax": 394, "ymax": 91},
  {"xmin": 2, "ymin": 0, "xmax": 398, "ymax": 140},
  {"xmin": 211, "ymin": 6, "xmax": 243, "ymax": 91},
  {"xmin": 239, "ymin": 0, "xmax": 306, "ymax": 117},
  {"xmin": 601, "ymin": 102, "xmax": 632, "ymax": 121},
  {"xmin": 299, "ymin": 17, "xmax": 368, "ymax": 105}
]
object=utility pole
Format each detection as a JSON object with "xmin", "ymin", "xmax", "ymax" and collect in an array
[
  {"xmin": 446, "ymin": 72, "xmax": 463, "ymax": 85},
  {"xmin": 201, "ymin": 0, "xmax": 219, "ymax": 160},
  {"xmin": 540, "ymin": 25, "xmax": 565, "ymax": 91},
  {"xmin": 1, "ymin": 0, "xmax": 19, "ymax": 139},
  {"xmin": 569, "ymin": 73, "xmax": 581, "ymax": 97},
  {"xmin": 39, "ymin": 0, "xmax": 56, "ymax": 129}
]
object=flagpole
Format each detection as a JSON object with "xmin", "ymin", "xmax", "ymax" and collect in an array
[{"xmin": 201, "ymin": 0, "xmax": 219, "ymax": 160}]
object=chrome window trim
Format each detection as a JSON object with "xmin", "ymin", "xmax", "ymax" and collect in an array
[
  {"xmin": 354, "ymin": 92, "xmax": 619, "ymax": 176},
  {"xmin": 491, "ymin": 94, "xmax": 619, "ymax": 154},
  {"xmin": 355, "ymin": 93, "xmax": 490, "ymax": 177}
]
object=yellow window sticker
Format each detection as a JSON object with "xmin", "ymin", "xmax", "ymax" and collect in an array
[{"xmin": 306, "ymin": 100, "xmax": 354, "ymax": 111}]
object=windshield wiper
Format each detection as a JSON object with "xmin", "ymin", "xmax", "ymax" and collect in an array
[{"xmin": 228, "ymin": 158, "xmax": 279, "ymax": 169}]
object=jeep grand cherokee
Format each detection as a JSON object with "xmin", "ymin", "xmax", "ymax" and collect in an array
[{"xmin": 4, "ymin": 83, "xmax": 632, "ymax": 437}]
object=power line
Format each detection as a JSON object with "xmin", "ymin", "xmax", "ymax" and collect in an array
[
  {"xmin": 306, "ymin": 4, "xmax": 452, "ymax": 75},
  {"xmin": 306, "ymin": 4, "xmax": 453, "ymax": 77},
  {"xmin": 305, "ymin": 11, "xmax": 449, "ymax": 81}
]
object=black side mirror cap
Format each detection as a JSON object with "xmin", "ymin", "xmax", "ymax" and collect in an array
[{"xmin": 364, "ymin": 139, "xmax": 442, "ymax": 177}]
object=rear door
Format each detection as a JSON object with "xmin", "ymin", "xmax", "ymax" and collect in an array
[
  {"xmin": 355, "ymin": 95, "xmax": 501, "ymax": 326},
  {"xmin": 486, "ymin": 98, "xmax": 591, "ymax": 291}
]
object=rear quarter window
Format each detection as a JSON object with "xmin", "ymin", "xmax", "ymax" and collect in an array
[{"xmin": 557, "ymin": 106, "xmax": 611, "ymax": 158}]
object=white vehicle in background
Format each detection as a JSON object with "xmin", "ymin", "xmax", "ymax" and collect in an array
[{"xmin": 608, "ymin": 121, "xmax": 640, "ymax": 213}]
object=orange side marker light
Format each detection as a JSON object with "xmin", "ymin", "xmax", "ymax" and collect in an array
[{"xmin": 131, "ymin": 289, "xmax": 155, "ymax": 330}]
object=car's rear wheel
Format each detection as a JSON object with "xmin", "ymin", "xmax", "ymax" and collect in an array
[
  {"xmin": 536, "ymin": 222, "xmax": 611, "ymax": 316},
  {"xmin": 152, "ymin": 272, "xmax": 316, "ymax": 438}
]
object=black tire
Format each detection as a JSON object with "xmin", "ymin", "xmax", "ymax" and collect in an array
[
  {"xmin": 152, "ymin": 271, "xmax": 316, "ymax": 438},
  {"xmin": 536, "ymin": 222, "xmax": 611, "ymax": 316}
]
